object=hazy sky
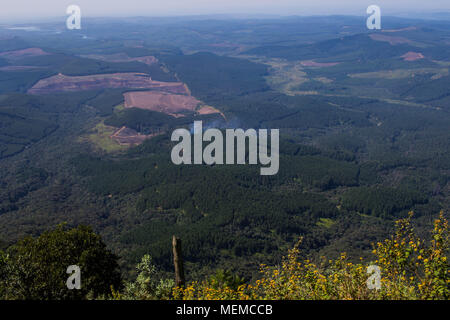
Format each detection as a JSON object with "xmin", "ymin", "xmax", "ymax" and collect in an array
[{"xmin": 1, "ymin": 0, "xmax": 450, "ymax": 22}]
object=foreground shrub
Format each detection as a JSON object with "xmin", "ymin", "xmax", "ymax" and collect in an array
[
  {"xmin": 0, "ymin": 224, "xmax": 122, "ymax": 300},
  {"xmin": 173, "ymin": 211, "xmax": 449, "ymax": 300}
]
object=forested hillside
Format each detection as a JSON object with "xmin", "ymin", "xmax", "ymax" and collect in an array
[{"xmin": 0, "ymin": 16, "xmax": 448, "ymax": 285}]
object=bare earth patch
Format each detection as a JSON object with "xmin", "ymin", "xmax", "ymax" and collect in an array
[
  {"xmin": 81, "ymin": 121, "xmax": 159, "ymax": 151},
  {"xmin": 0, "ymin": 47, "xmax": 49, "ymax": 61},
  {"xmin": 197, "ymin": 105, "xmax": 226, "ymax": 119},
  {"xmin": 401, "ymin": 52, "xmax": 425, "ymax": 61},
  {"xmin": 28, "ymin": 73, "xmax": 188, "ymax": 95},
  {"xmin": 314, "ymin": 77, "xmax": 334, "ymax": 84},
  {"xmin": 124, "ymin": 91, "xmax": 201, "ymax": 117},
  {"xmin": 110, "ymin": 126, "xmax": 158, "ymax": 145},
  {"xmin": 369, "ymin": 34, "xmax": 413, "ymax": 45},
  {"xmin": 382, "ymin": 26, "xmax": 417, "ymax": 33},
  {"xmin": 197, "ymin": 106, "xmax": 220, "ymax": 115},
  {"xmin": 79, "ymin": 121, "xmax": 128, "ymax": 153}
]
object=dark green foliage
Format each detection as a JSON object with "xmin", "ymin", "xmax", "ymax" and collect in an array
[
  {"xmin": 341, "ymin": 186, "xmax": 428, "ymax": 218},
  {"xmin": 281, "ymin": 155, "xmax": 359, "ymax": 189},
  {"xmin": 0, "ymin": 69, "xmax": 54, "ymax": 93},
  {"xmin": 0, "ymin": 92, "xmax": 99, "ymax": 159},
  {"xmin": 86, "ymin": 89, "xmax": 126, "ymax": 116},
  {"xmin": 162, "ymin": 52, "xmax": 269, "ymax": 99},
  {"xmin": 104, "ymin": 107, "xmax": 222, "ymax": 134},
  {"xmin": 208, "ymin": 269, "xmax": 245, "ymax": 290},
  {"xmin": 18, "ymin": 54, "xmax": 160, "ymax": 78},
  {"xmin": 0, "ymin": 225, "xmax": 122, "ymax": 300},
  {"xmin": 245, "ymin": 33, "xmax": 448, "ymax": 64},
  {"xmin": 0, "ymin": 105, "xmax": 57, "ymax": 158},
  {"xmin": 400, "ymin": 75, "xmax": 450, "ymax": 102},
  {"xmin": 0, "ymin": 37, "xmax": 30, "ymax": 52},
  {"xmin": 0, "ymin": 58, "xmax": 8, "ymax": 67},
  {"xmin": 70, "ymin": 136, "xmax": 365, "ymax": 269},
  {"xmin": 245, "ymin": 34, "xmax": 407, "ymax": 61},
  {"xmin": 105, "ymin": 108, "xmax": 183, "ymax": 131},
  {"xmin": 2, "ymin": 167, "xmax": 49, "ymax": 207}
]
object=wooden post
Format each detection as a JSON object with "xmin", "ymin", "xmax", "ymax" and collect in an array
[{"xmin": 172, "ymin": 235, "xmax": 185, "ymax": 287}]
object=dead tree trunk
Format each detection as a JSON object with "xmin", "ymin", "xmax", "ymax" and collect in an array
[{"xmin": 172, "ymin": 235, "xmax": 185, "ymax": 287}]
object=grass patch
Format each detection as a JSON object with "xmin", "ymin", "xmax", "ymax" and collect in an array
[
  {"xmin": 114, "ymin": 104, "xmax": 125, "ymax": 112},
  {"xmin": 316, "ymin": 218, "xmax": 335, "ymax": 228},
  {"xmin": 80, "ymin": 121, "xmax": 128, "ymax": 153}
]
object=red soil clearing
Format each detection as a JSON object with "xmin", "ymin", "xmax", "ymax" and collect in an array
[
  {"xmin": 110, "ymin": 126, "xmax": 157, "ymax": 145},
  {"xmin": 28, "ymin": 73, "xmax": 188, "ymax": 95},
  {"xmin": 370, "ymin": 34, "xmax": 412, "ymax": 45},
  {"xmin": 197, "ymin": 106, "xmax": 225, "ymax": 119},
  {"xmin": 0, "ymin": 48, "xmax": 49, "ymax": 60},
  {"xmin": 401, "ymin": 52, "xmax": 425, "ymax": 61},
  {"xmin": 124, "ymin": 91, "xmax": 201, "ymax": 117},
  {"xmin": 382, "ymin": 26, "xmax": 417, "ymax": 33},
  {"xmin": 197, "ymin": 106, "xmax": 219, "ymax": 115}
]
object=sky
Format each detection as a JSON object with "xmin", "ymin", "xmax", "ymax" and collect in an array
[{"xmin": 1, "ymin": 0, "xmax": 450, "ymax": 22}]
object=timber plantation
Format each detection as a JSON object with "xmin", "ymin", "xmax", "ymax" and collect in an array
[{"xmin": 0, "ymin": 13, "xmax": 448, "ymax": 300}]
